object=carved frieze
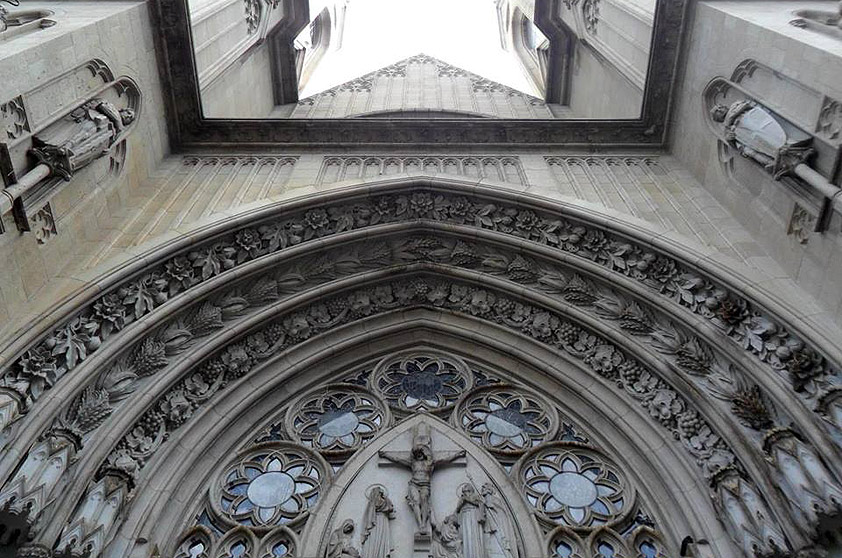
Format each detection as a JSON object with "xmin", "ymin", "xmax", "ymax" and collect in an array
[
  {"xmin": 318, "ymin": 155, "xmax": 526, "ymax": 185},
  {"xmin": 3, "ymin": 188, "xmax": 838, "ymax": 436}
]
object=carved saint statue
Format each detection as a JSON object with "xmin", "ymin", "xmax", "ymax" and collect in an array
[
  {"xmin": 480, "ymin": 484, "xmax": 517, "ymax": 558},
  {"xmin": 710, "ymin": 100, "xmax": 813, "ymax": 178},
  {"xmin": 456, "ymin": 484, "xmax": 485, "ymax": 558},
  {"xmin": 379, "ymin": 423, "xmax": 465, "ymax": 536},
  {"xmin": 30, "ymin": 98, "xmax": 136, "ymax": 180},
  {"xmin": 361, "ymin": 486, "xmax": 396, "ymax": 558},
  {"xmin": 326, "ymin": 519, "xmax": 361, "ymax": 558},
  {"xmin": 432, "ymin": 514, "xmax": 462, "ymax": 558}
]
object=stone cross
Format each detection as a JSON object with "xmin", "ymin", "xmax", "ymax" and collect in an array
[{"xmin": 378, "ymin": 422, "xmax": 465, "ymax": 539}]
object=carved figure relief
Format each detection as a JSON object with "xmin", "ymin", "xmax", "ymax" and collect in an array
[
  {"xmin": 379, "ymin": 422, "xmax": 465, "ymax": 536},
  {"xmin": 31, "ymin": 98, "xmax": 136, "ymax": 180},
  {"xmin": 432, "ymin": 514, "xmax": 461, "ymax": 558},
  {"xmin": 481, "ymin": 483, "xmax": 517, "ymax": 558},
  {"xmin": 326, "ymin": 520, "xmax": 361, "ymax": 558},
  {"xmin": 455, "ymin": 484, "xmax": 484, "ymax": 558},
  {"xmin": 709, "ymin": 100, "xmax": 814, "ymax": 179},
  {"xmin": 360, "ymin": 486, "xmax": 395, "ymax": 558}
]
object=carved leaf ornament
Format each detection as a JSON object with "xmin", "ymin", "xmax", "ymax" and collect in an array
[
  {"xmin": 1, "ymin": 183, "xmax": 840, "ymax": 558},
  {"xmin": 4, "ymin": 185, "xmax": 836, "ymax": 416}
]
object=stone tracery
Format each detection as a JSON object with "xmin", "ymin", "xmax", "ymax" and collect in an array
[{"xmin": 0, "ymin": 180, "xmax": 839, "ymax": 558}]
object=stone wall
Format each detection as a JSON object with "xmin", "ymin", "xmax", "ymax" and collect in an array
[
  {"xmin": 0, "ymin": 1, "xmax": 170, "ymax": 342},
  {"xmin": 202, "ymin": 41, "xmax": 276, "ymax": 118},
  {"xmin": 568, "ymin": 43, "xmax": 643, "ymax": 118},
  {"xmin": 670, "ymin": 0, "xmax": 842, "ymax": 324},
  {"xmin": 285, "ymin": 54, "xmax": 562, "ymax": 118}
]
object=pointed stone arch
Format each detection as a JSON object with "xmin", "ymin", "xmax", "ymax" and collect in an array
[{"xmin": 0, "ymin": 176, "xmax": 839, "ymax": 558}]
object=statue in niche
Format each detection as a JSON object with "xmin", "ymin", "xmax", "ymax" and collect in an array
[
  {"xmin": 361, "ymin": 485, "xmax": 396, "ymax": 558},
  {"xmin": 326, "ymin": 519, "xmax": 361, "ymax": 558},
  {"xmin": 432, "ymin": 514, "xmax": 462, "ymax": 558},
  {"xmin": 480, "ymin": 483, "xmax": 517, "ymax": 558},
  {"xmin": 30, "ymin": 98, "xmax": 136, "ymax": 180},
  {"xmin": 456, "ymin": 484, "xmax": 485, "ymax": 558},
  {"xmin": 379, "ymin": 423, "xmax": 465, "ymax": 536},
  {"xmin": 710, "ymin": 100, "xmax": 813, "ymax": 178}
]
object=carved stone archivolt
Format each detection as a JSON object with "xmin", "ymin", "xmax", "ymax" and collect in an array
[{"xmin": 1, "ymin": 180, "xmax": 840, "ymax": 558}]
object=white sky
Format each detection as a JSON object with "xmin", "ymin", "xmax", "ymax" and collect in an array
[{"xmin": 300, "ymin": 0, "xmax": 540, "ymax": 98}]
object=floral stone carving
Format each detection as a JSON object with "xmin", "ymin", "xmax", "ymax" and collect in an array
[{"xmin": 5, "ymin": 188, "xmax": 836, "ymax": 427}]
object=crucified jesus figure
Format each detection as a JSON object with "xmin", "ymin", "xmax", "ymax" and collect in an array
[{"xmin": 378, "ymin": 423, "xmax": 465, "ymax": 537}]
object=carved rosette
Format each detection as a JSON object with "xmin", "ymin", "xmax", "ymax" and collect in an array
[
  {"xmin": 285, "ymin": 384, "xmax": 390, "ymax": 457},
  {"xmin": 211, "ymin": 443, "xmax": 329, "ymax": 531},
  {"xmin": 371, "ymin": 352, "xmax": 473, "ymax": 416},
  {"xmin": 453, "ymin": 384, "xmax": 558, "ymax": 455},
  {"xmin": 582, "ymin": 0, "xmax": 600, "ymax": 34},
  {"xmin": 517, "ymin": 443, "xmax": 630, "ymax": 530},
  {"xmin": 243, "ymin": 0, "xmax": 261, "ymax": 35}
]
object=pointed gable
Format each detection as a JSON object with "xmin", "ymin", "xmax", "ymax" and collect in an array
[{"xmin": 291, "ymin": 53, "xmax": 559, "ymax": 119}]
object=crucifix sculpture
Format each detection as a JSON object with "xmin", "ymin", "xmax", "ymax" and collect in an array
[{"xmin": 378, "ymin": 422, "xmax": 465, "ymax": 537}]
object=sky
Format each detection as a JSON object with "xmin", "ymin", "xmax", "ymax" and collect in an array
[{"xmin": 300, "ymin": 0, "xmax": 540, "ymax": 98}]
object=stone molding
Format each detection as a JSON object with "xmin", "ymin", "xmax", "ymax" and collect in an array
[
  {"xmin": 317, "ymin": 155, "xmax": 527, "ymax": 185},
  {"xmin": 1, "ymin": 179, "xmax": 839, "ymax": 557},
  {"xmin": 1, "ymin": 181, "xmax": 838, "ymax": 429}
]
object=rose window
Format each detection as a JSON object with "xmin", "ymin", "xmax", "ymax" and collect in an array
[
  {"xmin": 520, "ymin": 445, "xmax": 628, "ymax": 528},
  {"xmin": 456, "ymin": 386, "xmax": 557, "ymax": 454},
  {"xmin": 286, "ymin": 385, "xmax": 388, "ymax": 454},
  {"xmin": 216, "ymin": 445, "xmax": 326, "ymax": 528},
  {"xmin": 372, "ymin": 353, "xmax": 471, "ymax": 413}
]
